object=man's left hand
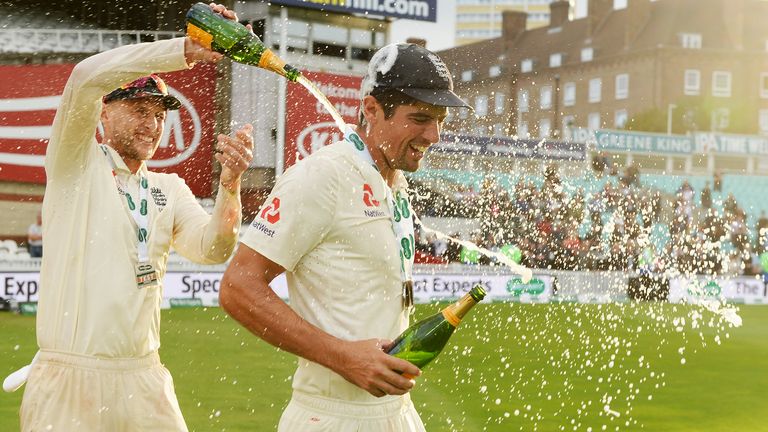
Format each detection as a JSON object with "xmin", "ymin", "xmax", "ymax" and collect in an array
[{"xmin": 217, "ymin": 124, "xmax": 254, "ymax": 193}]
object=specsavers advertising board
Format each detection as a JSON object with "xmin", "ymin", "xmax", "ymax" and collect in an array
[
  {"xmin": 8, "ymin": 271, "xmax": 766, "ymax": 307},
  {"xmin": 669, "ymin": 277, "xmax": 768, "ymax": 304},
  {"xmin": 0, "ymin": 271, "xmax": 554, "ymax": 307}
]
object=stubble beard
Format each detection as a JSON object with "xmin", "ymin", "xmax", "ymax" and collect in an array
[{"xmin": 111, "ymin": 137, "xmax": 158, "ymax": 166}]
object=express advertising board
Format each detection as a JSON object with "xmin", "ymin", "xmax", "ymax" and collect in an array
[
  {"xmin": 270, "ymin": 0, "xmax": 437, "ymax": 22},
  {"xmin": 0, "ymin": 63, "xmax": 218, "ymax": 196},
  {"xmin": 284, "ymin": 70, "xmax": 362, "ymax": 168},
  {"xmin": 8, "ymin": 270, "xmax": 768, "ymax": 306},
  {"xmin": 0, "ymin": 271, "xmax": 554, "ymax": 307}
]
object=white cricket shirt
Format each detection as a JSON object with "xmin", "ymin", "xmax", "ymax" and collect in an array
[
  {"xmin": 37, "ymin": 38, "xmax": 238, "ymax": 358},
  {"xmin": 242, "ymin": 142, "xmax": 411, "ymax": 402}
]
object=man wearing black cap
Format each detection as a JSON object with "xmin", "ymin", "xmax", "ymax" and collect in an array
[
  {"xmin": 220, "ymin": 43, "xmax": 470, "ymax": 431},
  {"xmin": 10, "ymin": 4, "xmax": 253, "ymax": 431}
]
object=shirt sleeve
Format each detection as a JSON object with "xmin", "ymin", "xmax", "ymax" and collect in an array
[
  {"xmin": 45, "ymin": 38, "xmax": 189, "ymax": 181},
  {"xmin": 170, "ymin": 175, "xmax": 240, "ymax": 265},
  {"xmin": 241, "ymin": 155, "xmax": 339, "ymax": 272}
]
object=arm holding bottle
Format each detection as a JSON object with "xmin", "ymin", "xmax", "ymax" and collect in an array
[
  {"xmin": 220, "ymin": 245, "xmax": 421, "ymax": 397},
  {"xmin": 45, "ymin": 3, "xmax": 228, "ymax": 180}
]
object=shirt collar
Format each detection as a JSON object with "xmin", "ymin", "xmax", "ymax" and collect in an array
[
  {"xmin": 392, "ymin": 170, "xmax": 409, "ymax": 192},
  {"xmin": 337, "ymin": 140, "xmax": 410, "ymax": 193},
  {"xmin": 102, "ymin": 144, "xmax": 148, "ymax": 176}
]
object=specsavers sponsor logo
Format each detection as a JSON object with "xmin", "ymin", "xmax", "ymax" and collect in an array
[
  {"xmin": 687, "ymin": 280, "xmax": 722, "ymax": 298},
  {"xmin": 169, "ymin": 298, "xmax": 203, "ymax": 308},
  {"xmin": 506, "ymin": 278, "xmax": 546, "ymax": 296}
]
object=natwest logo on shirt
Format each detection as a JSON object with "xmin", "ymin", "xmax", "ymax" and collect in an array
[
  {"xmin": 362, "ymin": 184, "xmax": 380, "ymax": 207},
  {"xmin": 259, "ymin": 197, "xmax": 281, "ymax": 224}
]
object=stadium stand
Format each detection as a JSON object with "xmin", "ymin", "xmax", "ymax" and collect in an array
[
  {"xmin": 0, "ymin": 5, "xmax": 181, "ymax": 54},
  {"xmin": 406, "ymin": 163, "xmax": 766, "ymax": 278}
]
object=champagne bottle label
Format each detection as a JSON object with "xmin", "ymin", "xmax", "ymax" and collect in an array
[
  {"xmin": 441, "ymin": 308, "xmax": 460, "ymax": 327},
  {"xmin": 186, "ymin": 23, "xmax": 213, "ymax": 50}
]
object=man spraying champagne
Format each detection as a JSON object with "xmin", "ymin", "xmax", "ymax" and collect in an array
[{"xmin": 9, "ymin": 4, "xmax": 253, "ymax": 431}]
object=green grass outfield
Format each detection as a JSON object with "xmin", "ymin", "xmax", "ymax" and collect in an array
[{"xmin": 1, "ymin": 303, "xmax": 767, "ymax": 431}]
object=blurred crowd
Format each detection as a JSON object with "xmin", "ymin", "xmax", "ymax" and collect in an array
[{"xmin": 412, "ymin": 158, "xmax": 768, "ymax": 277}]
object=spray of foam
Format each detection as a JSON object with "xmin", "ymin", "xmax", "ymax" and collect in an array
[
  {"xmin": 412, "ymin": 212, "xmax": 534, "ymax": 283},
  {"xmin": 360, "ymin": 43, "xmax": 402, "ymax": 100}
]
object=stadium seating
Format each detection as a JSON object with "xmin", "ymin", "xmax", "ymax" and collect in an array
[
  {"xmin": 0, "ymin": 6, "xmax": 182, "ymax": 54},
  {"xmin": 2, "ymin": 240, "xmax": 18, "ymax": 254}
]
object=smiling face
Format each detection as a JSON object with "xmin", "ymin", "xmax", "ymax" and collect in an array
[
  {"xmin": 363, "ymin": 95, "xmax": 447, "ymax": 176},
  {"xmin": 100, "ymin": 98, "xmax": 167, "ymax": 170}
]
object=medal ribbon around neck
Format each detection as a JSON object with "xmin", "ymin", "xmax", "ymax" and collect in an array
[
  {"xmin": 343, "ymin": 127, "xmax": 415, "ymax": 283},
  {"xmin": 99, "ymin": 144, "xmax": 151, "ymax": 263}
]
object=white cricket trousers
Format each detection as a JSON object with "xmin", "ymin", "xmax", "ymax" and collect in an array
[
  {"xmin": 278, "ymin": 391, "xmax": 426, "ymax": 432},
  {"xmin": 19, "ymin": 350, "xmax": 187, "ymax": 432}
]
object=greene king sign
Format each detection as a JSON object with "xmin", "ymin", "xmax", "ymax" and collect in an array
[{"xmin": 270, "ymin": 0, "xmax": 437, "ymax": 22}]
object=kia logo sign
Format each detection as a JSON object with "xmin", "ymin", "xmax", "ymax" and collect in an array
[
  {"xmin": 295, "ymin": 121, "xmax": 343, "ymax": 160},
  {"xmin": 0, "ymin": 63, "xmax": 216, "ymax": 195},
  {"xmin": 0, "ymin": 86, "xmax": 201, "ymax": 168},
  {"xmin": 148, "ymin": 86, "xmax": 202, "ymax": 168}
]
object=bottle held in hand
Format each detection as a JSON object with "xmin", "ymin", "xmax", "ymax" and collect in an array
[
  {"xmin": 185, "ymin": 2, "xmax": 301, "ymax": 81},
  {"xmin": 387, "ymin": 285, "xmax": 486, "ymax": 372}
]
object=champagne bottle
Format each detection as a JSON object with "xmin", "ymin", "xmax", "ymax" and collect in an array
[
  {"xmin": 387, "ymin": 285, "xmax": 487, "ymax": 371},
  {"xmin": 185, "ymin": 2, "xmax": 301, "ymax": 81}
]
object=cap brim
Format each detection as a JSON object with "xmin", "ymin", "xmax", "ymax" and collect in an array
[
  {"xmin": 140, "ymin": 93, "xmax": 182, "ymax": 110},
  {"xmin": 399, "ymin": 88, "xmax": 471, "ymax": 108},
  {"xmin": 159, "ymin": 95, "xmax": 182, "ymax": 110},
  {"xmin": 104, "ymin": 91, "xmax": 181, "ymax": 110}
]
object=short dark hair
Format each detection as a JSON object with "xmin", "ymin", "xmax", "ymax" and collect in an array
[{"xmin": 359, "ymin": 89, "xmax": 420, "ymax": 126}]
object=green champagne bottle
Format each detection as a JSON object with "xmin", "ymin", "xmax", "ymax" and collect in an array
[
  {"xmin": 185, "ymin": 2, "xmax": 301, "ymax": 81},
  {"xmin": 387, "ymin": 285, "xmax": 487, "ymax": 373}
]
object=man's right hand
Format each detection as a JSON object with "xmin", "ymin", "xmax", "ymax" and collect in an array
[
  {"xmin": 184, "ymin": 3, "xmax": 241, "ymax": 65},
  {"xmin": 334, "ymin": 339, "xmax": 422, "ymax": 398}
]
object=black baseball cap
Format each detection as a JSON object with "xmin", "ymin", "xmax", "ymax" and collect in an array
[
  {"xmin": 363, "ymin": 43, "xmax": 470, "ymax": 108},
  {"xmin": 102, "ymin": 74, "xmax": 181, "ymax": 110}
]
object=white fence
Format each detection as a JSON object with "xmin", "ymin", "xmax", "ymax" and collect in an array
[{"xmin": 0, "ymin": 29, "xmax": 183, "ymax": 54}]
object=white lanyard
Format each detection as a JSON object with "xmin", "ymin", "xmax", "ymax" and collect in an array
[
  {"xmin": 99, "ymin": 145, "xmax": 151, "ymax": 262},
  {"xmin": 343, "ymin": 127, "xmax": 414, "ymax": 283}
]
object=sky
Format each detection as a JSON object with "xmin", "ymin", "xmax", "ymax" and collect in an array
[{"xmin": 389, "ymin": 0, "xmax": 457, "ymax": 52}]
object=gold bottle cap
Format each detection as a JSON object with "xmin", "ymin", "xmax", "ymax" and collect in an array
[{"xmin": 258, "ymin": 49, "xmax": 288, "ymax": 76}]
